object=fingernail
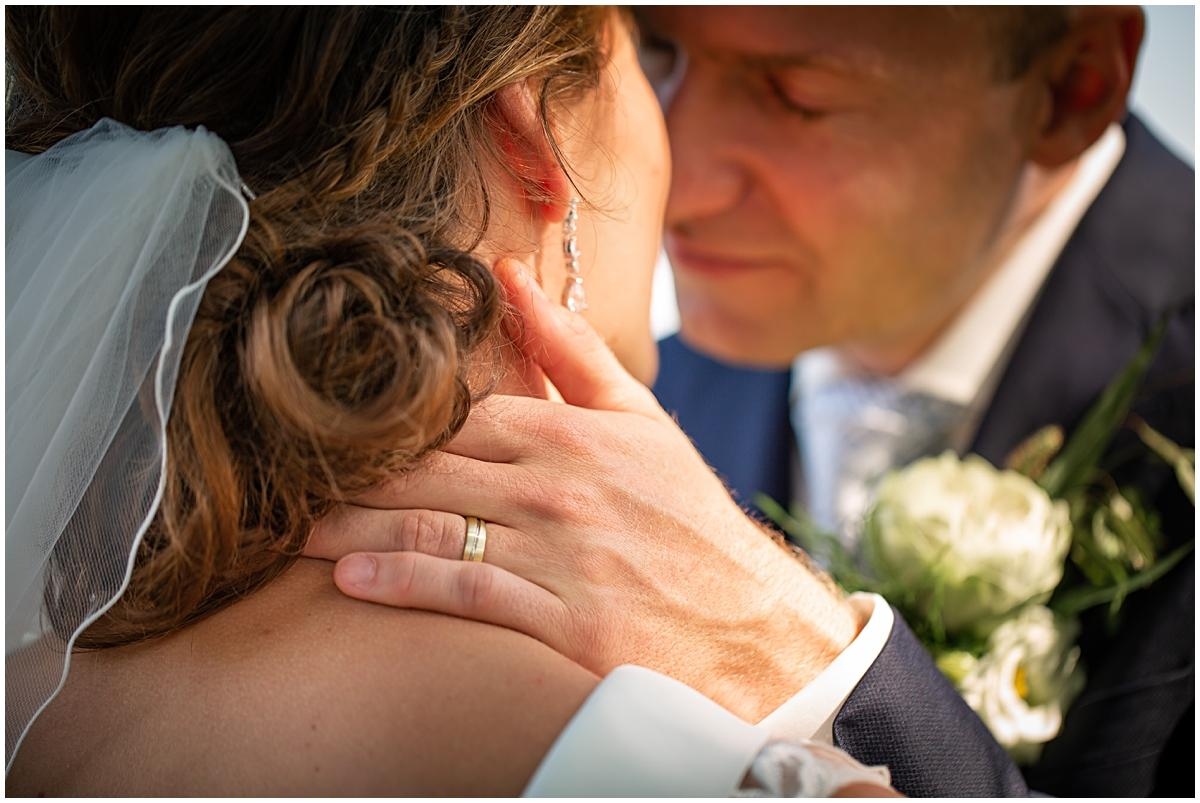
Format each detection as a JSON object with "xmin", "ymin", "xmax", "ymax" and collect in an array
[
  {"xmin": 563, "ymin": 306, "xmax": 589, "ymax": 332},
  {"xmin": 338, "ymin": 555, "xmax": 377, "ymax": 588},
  {"xmin": 509, "ymin": 259, "xmax": 530, "ymax": 288},
  {"xmin": 524, "ymin": 267, "xmax": 548, "ymax": 300}
]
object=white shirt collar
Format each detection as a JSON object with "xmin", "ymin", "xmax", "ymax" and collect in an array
[{"xmin": 794, "ymin": 124, "xmax": 1127, "ymax": 411}]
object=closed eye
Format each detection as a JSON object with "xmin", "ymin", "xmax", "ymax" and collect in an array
[{"xmin": 765, "ymin": 73, "xmax": 827, "ymax": 120}]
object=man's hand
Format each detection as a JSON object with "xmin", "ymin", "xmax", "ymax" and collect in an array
[{"xmin": 305, "ymin": 259, "xmax": 862, "ymax": 722}]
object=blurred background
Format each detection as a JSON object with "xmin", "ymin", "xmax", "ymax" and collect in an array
[{"xmin": 650, "ymin": 4, "xmax": 1196, "ymax": 340}]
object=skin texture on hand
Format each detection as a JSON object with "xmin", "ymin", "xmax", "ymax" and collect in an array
[{"xmin": 306, "ymin": 259, "xmax": 863, "ymax": 722}]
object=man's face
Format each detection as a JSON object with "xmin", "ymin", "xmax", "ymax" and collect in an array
[{"xmin": 640, "ymin": 7, "xmax": 1045, "ymax": 367}]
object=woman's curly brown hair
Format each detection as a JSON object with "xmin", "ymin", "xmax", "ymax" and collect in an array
[{"xmin": 5, "ymin": 6, "xmax": 610, "ymax": 647}]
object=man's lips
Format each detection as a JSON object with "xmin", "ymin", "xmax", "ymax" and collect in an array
[{"xmin": 667, "ymin": 240, "xmax": 781, "ymax": 278}]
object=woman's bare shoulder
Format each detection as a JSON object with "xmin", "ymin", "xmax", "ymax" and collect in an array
[
  {"xmin": 9, "ymin": 559, "xmax": 597, "ymax": 796},
  {"xmin": 248, "ymin": 560, "xmax": 600, "ymax": 795}
]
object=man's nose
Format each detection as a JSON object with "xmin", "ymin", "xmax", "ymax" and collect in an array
[{"xmin": 662, "ymin": 67, "xmax": 747, "ymax": 230}]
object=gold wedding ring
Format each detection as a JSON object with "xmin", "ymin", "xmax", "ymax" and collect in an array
[{"xmin": 463, "ymin": 516, "xmax": 487, "ymax": 562}]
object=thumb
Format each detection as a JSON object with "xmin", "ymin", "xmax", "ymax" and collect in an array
[{"xmin": 495, "ymin": 257, "xmax": 662, "ymax": 418}]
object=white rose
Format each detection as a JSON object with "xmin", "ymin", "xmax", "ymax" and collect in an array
[
  {"xmin": 959, "ymin": 606, "xmax": 1085, "ymax": 764},
  {"xmin": 866, "ymin": 452, "xmax": 1072, "ymax": 636}
]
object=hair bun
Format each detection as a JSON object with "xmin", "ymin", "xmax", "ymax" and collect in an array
[{"xmin": 239, "ymin": 222, "xmax": 500, "ymax": 501}]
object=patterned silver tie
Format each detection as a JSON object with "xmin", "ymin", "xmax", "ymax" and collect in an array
[{"xmin": 796, "ymin": 374, "xmax": 967, "ymax": 548}]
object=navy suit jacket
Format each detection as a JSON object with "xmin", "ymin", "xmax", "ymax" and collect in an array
[{"xmin": 654, "ymin": 116, "xmax": 1194, "ymax": 797}]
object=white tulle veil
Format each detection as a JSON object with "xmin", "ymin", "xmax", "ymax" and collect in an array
[{"xmin": 5, "ymin": 118, "xmax": 251, "ymax": 771}]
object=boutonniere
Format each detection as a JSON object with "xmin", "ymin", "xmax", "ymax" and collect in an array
[{"xmin": 762, "ymin": 321, "xmax": 1195, "ymax": 763}]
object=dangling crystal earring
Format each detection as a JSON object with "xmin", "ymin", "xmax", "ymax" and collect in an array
[{"xmin": 561, "ymin": 197, "xmax": 588, "ymax": 312}]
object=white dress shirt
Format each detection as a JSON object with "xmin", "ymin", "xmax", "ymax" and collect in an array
[{"xmin": 764, "ymin": 124, "xmax": 1127, "ymax": 744}]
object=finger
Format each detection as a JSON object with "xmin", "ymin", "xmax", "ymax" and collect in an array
[
  {"xmin": 495, "ymin": 258, "xmax": 664, "ymax": 419},
  {"xmin": 442, "ymin": 393, "xmax": 590, "ymax": 463},
  {"xmin": 307, "ymin": 502, "xmax": 576, "ymax": 597},
  {"xmin": 348, "ymin": 451, "xmax": 526, "ymax": 525},
  {"xmin": 306, "ymin": 505, "xmax": 527, "ymax": 575},
  {"xmin": 439, "ymin": 394, "xmax": 528, "ymax": 463},
  {"xmin": 333, "ymin": 551, "xmax": 567, "ymax": 645},
  {"xmin": 306, "ymin": 505, "xmax": 471, "ymax": 562}
]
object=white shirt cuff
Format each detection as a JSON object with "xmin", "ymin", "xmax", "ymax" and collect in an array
[
  {"xmin": 525, "ymin": 665, "xmax": 769, "ymax": 796},
  {"xmin": 756, "ymin": 592, "xmax": 893, "ymax": 743}
]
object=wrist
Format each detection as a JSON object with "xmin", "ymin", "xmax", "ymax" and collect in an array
[
  {"xmin": 711, "ymin": 533, "xmax": 863, "ymax": 722},
  {"xmin": 759, "ymin": 521, "xmax": 864, "ymax": 679},
  {"xmin": 773, "ymin": 565, "xmax": 863, "ymax": 682}
]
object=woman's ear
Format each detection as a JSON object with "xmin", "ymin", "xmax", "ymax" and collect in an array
[
  {"xmin": 1027, "ymin": 7, "xmax": 1144, "ymax": 168},
  {"xmin": 490, "ymin": 82, "xmax": 572, "ymax": 223}
]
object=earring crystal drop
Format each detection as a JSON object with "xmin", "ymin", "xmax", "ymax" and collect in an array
[{"xmin": 561, "ymin": 197, "xmax": 588, "ymax": 312}]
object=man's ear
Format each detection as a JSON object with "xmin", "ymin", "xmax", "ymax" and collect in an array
[
  {"xmin": 490, "ymin": 82, "xmax": 572, "ymax": 222},
  {"xmin": 1028, "ymin": 7, "xmax": 1144, "ymax": 168}
]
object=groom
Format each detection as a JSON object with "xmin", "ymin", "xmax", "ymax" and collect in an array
[
  {"xmin": 646, "ymin": 5, "xmax": 1193, "ymax": 797},
  {"xmin": 309, "ymin": 7, "xmax": 1193, "ymax": 797}
]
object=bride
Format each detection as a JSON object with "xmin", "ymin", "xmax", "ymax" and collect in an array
[{"xmin": 5, "ymin": 7, "xmax": 893, "ymax": 796}]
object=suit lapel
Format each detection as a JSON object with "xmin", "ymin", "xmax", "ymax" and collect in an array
[{"xmin": 971, "ymin": 115, "xmax": 1194, "ymax": 464}]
